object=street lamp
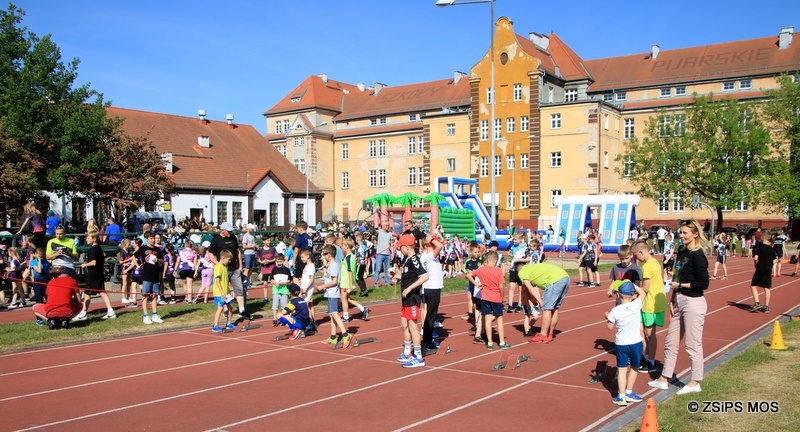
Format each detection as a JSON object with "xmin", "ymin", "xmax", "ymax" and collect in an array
[{"xmin": 436, "ymin": 0, "xmax": 496, "ymax": 239}]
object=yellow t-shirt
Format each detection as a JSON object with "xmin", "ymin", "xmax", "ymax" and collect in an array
[
  {"xmin": 213, "ymin": 263, "xmax": 230, "ymax": 297},
  {"xmin": 641, "ymin": 258, "xmax": 668, "ymax": 313}
]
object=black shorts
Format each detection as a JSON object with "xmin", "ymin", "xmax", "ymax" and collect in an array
[
  {"xmin": 261, "ymin": 273, "xmax": 273, "ymax": 282},
  {"xmin": 581, "ymin": 260, "xmax": 597, "ymax": 272},
  {"xmin": 178, "ymin": 269, "xmax": 195, "ymax": 279},
  {"xmin": 472, "ymin": 297, "xmax": 482, "ymax": 310},
  {"xmin": 751, "ymin": 271, "xmax": 772, "ymax": 289},
  {"xmin": 509, "ymin": 270, "xmax": 521, "ymax": 285},
  {"xmin": 132, "ymin": 276, "xmax": 142, "ymax": 285},
  {"xmin": 716, "ymin": 254, "xmax": 727, "ymax": 264},
  {"xmin": 85, "ymin": 274, "xmax": 105, "ymax": 291},
  {"xmin": 664, "ymin": 257, "xmax": 675, "ymax": 271}
]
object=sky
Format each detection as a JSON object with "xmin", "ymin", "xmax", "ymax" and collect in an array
[{"xmin": 15, "ymin": 0, "xmax": 800, "ymax": 134}]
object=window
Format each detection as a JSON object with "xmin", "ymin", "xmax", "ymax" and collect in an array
[
  {"xmin": 660, "ymin": 88, "xmax": 671, "ymax": 97},
  {"xmin": 378, "ymin": 139, "xmax": 386, "ymax": 156},
  {"xmin": 408, "ymin": 167, "xmax": 416, "ymax": 186},
  {"xmin": 513, "ymin": 83, "xmax": 522, "ymax": 101},
  {"xmin": 520, "ymin": 191, "xmax": 529, "ymax": 209},
  {"xmin": 520, "ymin": 153, "xmax": 529, "ymax": 169},
  {"xmin": 565, "ymin": 88, "xmax": 577, "ymax": 102},
  {"xmin": 217, "ymin": 201, "xmax": 228, "ymax": 223},
  {"xmin": 293, "ymin": 159, "xmax": 306, "ymax": 173},
  {"xmin": 283, "ymin": 120, "xmax": 289, "ymax": 133},
  {"xmin": 409, "ymin": 114, "xmax": 417, "ymax": 121},
  {"xmin": 736, "ymin": 193, "xmax": 748, "ymax": 211},
  {"xmin": 604, "ymin": 113, "xmax": 609, "ymax": 130},
  {"xmin": 623, "ymin": 156, "xmax": 634, "ymax": 177},
  {"xmin": 418, "ymin": 167, "xmax": 424, "ymax": 185},
  {"xmin": 294, "ymin": 136, "xmax": 305, "ymax": 146},
  {"xmin": 506, "ymin": 117, "xmax": 515, "ymax": 133},
  {"xmin": 276, "ymin": 145, "xmax": 287, "ymax": 157},
  {"xmin": 603, "ymin": 94, "xmax": 613, "ymax": 102},
  {"xmin": 520, "ymin": 116, "xmax": 529, "ymax": 132},
  {"xmin": 269, "ymin": 203, "xmax": 278, "ymax": 226},
  {"xmin": 674, "ymin": 114, "xmax": 686, "ymax": 136},
  {"xmin": 494, "ymin": 118, "xmax": 502, "ymax": 139},
  {"xmin": 550, "ymin": 152, "xmax": 562, "ymax": 167},
  {"xmin": 341, "ymin": 143, "xmax": 349, "ymax": 160},
  {"xmin": 275, "ymin": 121, "xmax": 283, "ymax": 134},
  {"xmin": 369, "ymin": 140, "xmax": 376, "ymax": 158},
  {"xmin": 616, "ymin": 92, "xmax": 627, "ymax": 101},
  {"xmin": 379, "ymin": 118, "xmax": 386, "ymax": 125},
  {"xmin": 604, "ymin": 151, "xmax": 609, "ymax": 169},
  {"xmin": 658, "ymin": 115, "xmax": 671, "ymax": 137},
  {"xmin": 446, "ymin": 123, "xmax": 455, "ymax": 135},
  {"xmin": 548, "ymin": 87, "xmax": 554, "ymax": 102},
  {"xmin": 295, "ymin": 203, "xmax": 304, "ymax": 224},
  {"xmin": 658, "ymin": 192, "xmax": 669, "ymax": 212},
  {"xmin": 551, "ymin": 190, "xmax": 561, "ymax": 208},
  {"xmin": 623, "ymin": 118, "xmax": 635, "ymax": 139},
  {"xmin": 369, "ymin": 170, "xmax": 377, "ymax": 187},
  {"xmin": 407, "ymin": 137, "xmax": 416, "ymax": 154},
  {"xmin": 675, "ymin": 86, "xmax": 686, "ymax": 95},
  {"xmin": 723, "ymin": 81, "xmax": 735, "ymax": 91},
  {"xmin": 417, "ymin": 136, "xmax": 424, "ymax": 154},
  {"xmin": 551, "ymin": 113, "xmax": 561, "ymax": 129},
  {"xmin": 379, "ymin": 169, "xmax": 386, "ymax": 187},
  {"xmin": 71, "ymin": 197, "xmax": 86, "ymax": 225},
  {"xmin": 480, "ymin": 156, "xmax": 489, "ymax": 177},
  {"xmin": 342, "ymin": 172, "xmax": 349, "ymax": 189},
  {"xmin": 507, "ymin": 154, "xmax": 515, "ymax": 170},
  {"xmin": 672, "ymin": 191, "xmax": 684, "ymax": 212},
  {"xmin": 506, "ymin": 191, "xmax": 515, "ymax": 210},
  {"xmin": 494, "ymin": 155, "xmax": 502, "ymax": 176},
  {"xmin": 480, "ymin": 120, "xmax": 489, "ymax": 141},
  {"xmin": 487, "ymin": 87, "xmax": 494, "ymax": 104},
  {"xmin": 740, "ymin": 80, "xmax": 751, "ymax": 90},
  {"xmin": 447, "ymin": 158, "xmax": 456, "ymax": 172},
  {"xmin": 370, "ymin": 119, "xmax": 377, "ymax": 126}
]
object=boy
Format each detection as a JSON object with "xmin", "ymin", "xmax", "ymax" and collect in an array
[
  {"xmin": 577, "ymin": 234, "xmax": 599, "ymax": 287},
  {"xmin": 319, "ymin": 244, "xmax": 352, "ymax": 347},
  {"xmin": 339, "ymin": 239, "xmax": 369, "ymax": 323},
  {"xmin": 134, "ymin": 231, "xmax": 164, "ymax": 325},
  {"xmin": 211, "ymin": 249, "xmax": 235, "ymax": 333},
  {"xmin": 420, "ymin": 235, "xmax": 444, "ymax": 353},
  {"xmin": 278, "ymin": 283, "xmax": 311, "ymax": 340},
  {"xmin": 711, "ymin": 233, "xmax": 729, "ymax": 280},
  {"xmin": 507, "ymin": 232, "xmax": 529, "ymax": 312},
  {"xmin": 271, "ymin": 254, "xmax": 292, "ymax": 326},
  {"xmin": 393, "ymin": 234, "xmax": 428, "ymax": 368},
  {"xmin": 467, "ymin": 251, "xmax": 510, "ymax": 350},
  {"xmin": 257, "ymin": 235, "xmax": 276, "ymax": 305},
  {"xmin": 519, "ymin": 262, "xmax": 571, "ymax": 343},
  {"xmin": 750, "ymin": 234, "xmax": 776, "ymax": 313},
  {"xmin": 772, "ymin": 229, "xmax": 787, "ymax": 277},
  {"xmin": 631, "ymin": 241, "xmax": 668, "ymax": 372},
  {"xmin": 604, "ymin": 281, "xmax": 647, "ymax": 406},
  {"xmin": 605, "ymin": 245, "xmax": 643, "ymax": 306},
  {"xmin": 464, "ymin": 242, "xmax": 483, "ymax": 340},
  {"xmin": 297, "ymin": 250, "xmax": 318, "ymax": 332}
]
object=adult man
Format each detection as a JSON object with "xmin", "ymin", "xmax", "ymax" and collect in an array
[
  {"xmin": 518, "ymin": 262, "xmax": 571, "ymax": 344},
  {"xmin": 105, "ymin": 217, "xmax": 122, "ymax": 246},
  {"xmin": 374, "ymin": 221, "xmax": 394, "ymax": 287},
  {"xmin": 207, "ymin": 222, "xmax": 252, "ymax": 320},
  {"xmin": 656, "ymin": 226, "xmax": 668, "ymax": 254},
  {"xmin": 45, "ymin": 210, "xmax": 60, "ymax": 237},
  {"xmin": 403, "ymin": 219, "xmax": 425, "ymax": 249},
  {"xmin": 46, "ymin": 225, "xmax": 77, "ymax": 262},
  {"xmin": 32, "ymin": 258, "xmax": 82, "ymax": 329}
]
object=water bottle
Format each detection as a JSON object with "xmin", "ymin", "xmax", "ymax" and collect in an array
[{"xmin": 673, "ymin": 261, "xmax": 682, "ymax": 284}]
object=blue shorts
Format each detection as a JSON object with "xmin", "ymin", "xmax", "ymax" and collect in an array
[
  {"xmin": 214, "ymin": 296, "xmax": 228, "ymax": 307},
  {"xmin": 326, "ymin": 297, "xmax": 340, "ymax": 315},
  {"xmin": 141, "ymin": 280, "xmax": 161, "ymax": 296},
  {"xmin": 542, "ymin": 276, "xmax": 570, "ymax": 310},
  {"xmin": 480, "ymin": 300, "xmax": 504, "ymax": 317},
  {"xmin": 279, "ymin": 315, "xmax": 306, "ymax": 331},
  {"xmin": 616, "ymin": 341, "xmax": 643, "ymax": 369},
  {"xmin": 243, "ymin": 254, "xmax": 256, "ymax": 269}
]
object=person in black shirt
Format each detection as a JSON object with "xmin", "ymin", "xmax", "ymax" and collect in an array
[
  {"xmin": 393, "ymin": 234, "xmax": 428, "ymax": 368},
  {"xmin": 206, "ymin": 222, "xmax": 251, "ymax": 320},
  {"xmin": 135, "ymin": 231, "xmax": 165, "ymax": 324},
  {"xmin": 74, "ymin": 233, "xmax": 116, "ymax": 321},
  {"xmin": 750, "ymin": 234, "xmax": 777, "ymax": 313}
]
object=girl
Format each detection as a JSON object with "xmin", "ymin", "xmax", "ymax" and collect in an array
[
  {"xmin": 7, "ymin": 247, "xmax": 27, "ymax": 308},
  {"xmin": 126, "ymin": 239, "xmax": 143, "ymax": 307},
  {"xmin": 29, "ymin": 246, "xmax": 51, "ymax": 304},
  {"xmin": 194, "ymin": 246, "xmax": 213, "ymax": 304},
  {"xmin": 508, "ymin": 232, "xmax": 529, "ymax": 313},
  {"xmin": 177, "ymin": 240, "xmax": 200, "ymax": 303},
  {"xmin": 17, "ymin": 203, "xmax": 46, "ymax": 250},
  {"xmin": 162, "ymin": 244, "xmax": 178, "ymax": 304},
  {"xmin": 711, "ymin": 233, "xmax": 728, "ymax": 280},
  {"xmin": 118, "ymin": 239, "xmax": 134, "ymax": 305}
]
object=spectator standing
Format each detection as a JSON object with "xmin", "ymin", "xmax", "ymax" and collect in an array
[
  {"xmin": 105, "ymin": 218, "xmax": 122, "ymax": 246},
  {"xmin": 74, "ymin": 233, "xmax": 116, "ymax": 321},
  {"xmin": 374, "ymin": 222, "xmax": 394, "ymax": 287},
  {"xmin": 206, "ymin": 222, "xmax": 250, "ymax": 320}
]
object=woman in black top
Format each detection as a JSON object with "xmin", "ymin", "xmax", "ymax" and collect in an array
[{"xmin": 649, "ymin": 220, "xmax": 709, "ymax": 395}]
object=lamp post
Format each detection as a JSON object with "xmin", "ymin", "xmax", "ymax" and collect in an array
[{"xmin": 436, "ymin": 0, "xmax": 495, "ymax": 239}]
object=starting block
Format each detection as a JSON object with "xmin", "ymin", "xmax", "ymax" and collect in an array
[
  {"xmin": 514, "ymin": 354, "xmax": 536, "ymax": 369},
  {"xmin": 491, "ymin": 351, "xmax": 513, "ymax": 371},
  {"xmin": 273, "ymin": 334, "xmax": 290, "ymax": 341},
  {"xmin": 221, "ymin": 317, "xmax": 262, "ymax": 334},
  {"xmin": 353, "ymin": 337, "xmax": 381, "ymax": 347}
]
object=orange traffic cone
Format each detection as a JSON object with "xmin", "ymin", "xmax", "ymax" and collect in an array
[
  {"xmin": 769, "ymin": 320, "xmax": 788, "ymax": 350},
  {"xmin": 640, "ymin": 397, "xmax": 658, "ymax": 432}
]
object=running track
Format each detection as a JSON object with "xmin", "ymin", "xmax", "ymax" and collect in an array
[{"xmin": 2, "ymin": 256, "xmax": 799, "ymax": 431}]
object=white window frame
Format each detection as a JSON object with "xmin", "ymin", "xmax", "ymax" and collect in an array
[
  {"xmin": 603, "ymin": 152, "xmax": 609, "ymax": 169},
  {"xmin": 658, "ymin": 192, "xmax": 669, "ymax": 213},
  {"xmin": 446, "ymin": 123, "xmax": 456, "ymax": 136},
  {"xmin": 623, "ymin": 156, "xmax": 634, "ymax": 177},
  {"xmin": 674, "ymin": 114, "xmax": 686, "ymax": 136},
  {"xmin": 740, "ymin": 79, "xmax": 752, "ymax": 90},
  {"xmin": 341, "ymin": 142, "xmax": 349, "ymax": 160},
  {"xmin": 672, "ymin": 191, "xmax": 684, "ymax": 213},
  {"xmin": 275, "ymin": 121, "xmax": 282, "ymax": 134},
  {"xmin": 369, "ymin": 170, "xmax": 377, "ymax": 187},
  {"xmin": 494, "ymin": 155, "xmax": 502, "ymax": 176},
  {"xmin": 368, "ymin": 140, "xmax": 376, "ymax": 158},
  {"xmin": 408, "ymin": 167, "xmax": 416, "ymax": 186},
  {"xmin": 378, "ymin": 139, "xmax": 386, "ymax": 157},
  {"xmin": 550, "ymin": 151, "xmax": 562, "ymax": 168},
  {"xmin": 409, "ymin": 114, "xmax": 417, "ymax": 121},
  {"xmin": 506, "ymin": 191, "xmax": 515, "ymax": 210},
  {"xmin": 551, "ymin": 113, "xmax": 561, "ymax": 130},
  {"xmin": 660, "ymin": 88, "xmax": 671, "ymax": 97},
  {"xmin": 520, "ymin": 191, "xmax": 529, "ymax": 209},
  {"xmin": 616, "ymin": 92, "xmax": 627, "ymax": 101},
  {"xmin": 520, "ymin": 153, "xmax": 529, "ymax": 169},
  {"xmin": 624, "ymin": 118, "xmax": 635, "ymax": 139},
  {"xmin": 379, "ymin": 169, "xmax": 386, "ymax": 187},
  {"xmin": 513, "ymin": 83, "xmax": 522, "ymax": 101},
  {"xmin": 506, "ymin": 117, "xmax": 515, "ymax": 133},
  {"xmin": 480, "ymin": 120, "xmax": 489, "ymax": 141},
  {"xmin": 564, "ymin": 88, "xmax": 577, "ymax": 102},
  {"xmin": 418, "ymin": 136, "xmax": 424, "ymax": 154},
  {"xmin": 379, "ymin": 118, "xmax": 386, "ymax": 125},
  {"xmin": 658, "ymin": 115, "xmax": 671, "ymax": 137},
  {"xmin": 487, "ymin": 87, "xmax": 494, "ymax": 104},
  {"xmin": 447, "ymin": 158, "xmax": 456, "ymax": 172},
  {"xmin": 370, "ymin": 119, "xmax": 377, "ymax": 126},
  {"xmin": 507, "ymin": 154, "xmax": 515, "ymax": 170},
  {"xmin": 551, "ymin": 190, "xmax": 561, "ymax": 208},
  {"xmin": 494, "ymin": 118, "xmax": 502, "ymax": 139},
  {"xmin": 341, "ymin": 172, "xmax": 349, "ymax": 189},
  {"xmin": 675, "ymin": 86, "xmax": 686, "ymax": 96},
  {"xmin": 407, "ymin": 137, "xmax": 416, "ymax": 154},
  {"xmin": 723, "ymin": 81, "xmax": 735, "ymax": 91},
  {"xmin": 520, "ymin": 116, "xmax": 529, "ymax": 132},
  {"xmin": 603, "ymin": 94, "xmax": 613, "ymax": 102},
  {"xmin": 480, "ymin": 156, "xmax": 489, "ymax": 177},
  {"xmin": 418, "ymin": 166, "xmax": 424, "ymax": 185},
  {"xmin": 283, "ymin": 120, "xmax": 289, "ymax": 133}
]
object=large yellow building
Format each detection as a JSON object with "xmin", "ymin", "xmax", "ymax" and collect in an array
[{"xmin": 264, "ymin": 18, "xmax": 798, "ymax": 229}]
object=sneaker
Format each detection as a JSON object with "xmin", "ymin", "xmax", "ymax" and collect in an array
[
  {"xmin": 723, "ymin": 276, "xmax": 728, "ymax": 280},
  {"xmin": 710, "ymin": 276, "xmax": 717, "ymax": 280},
  {"xmin": 8, "ymin": 302, "xmax": 18, "ymax": 309},
  {"xmin": 211, "ymin": 325, "xmax": 222, "ymax": 333},
  {"xmin": 340, "ymin": 333, "xmax": 353, "ymax": 348},
  {"xmin": 402, "ymin": 356, "xmax": 425, "ymax": 368},
  {"xmin": 226, "ymin": 323, "xmax": 237, "ymax": 330},
  {"xmin": 547, "ymin": 333, "xmax": 554, "ymax": 342},
  {"xmin": 676, "ymin": 384, "xmax": 702, "ymax": 395},
  {"xmin": 425, "ymin": 342, "xmax": 440, "ymax": 351},
  {"xmin": 647, "ymin": 361, "xmax": 657, "ymax": 373},
  {"xmin": 239, "ymin": 311, "xmax": 253, "ymax": 320},
  {"xmin": 533, "ymin": 306, "xmax": 541, "ymax": 315},
  {"xmin": 36, "ymin": 319, "xmax": 45, "ymax": 326},
  {"xmin": 291, "ymin": 329, "xmax": 304, "ymax": 340},
  {"xmin": 625, "ymin": 392, "xmax": 643, "ymax": 403},
  {"xmin": 472, "ymin": 336, "xmax": 486, "ymax": 344},
  {"xmin": 528, "ymin": 333, "xmax": 549, "ymax": 344},
  {"xmin": 469, "ymin": 325, "xmax": 477, "ymax": 332},
  {"xmin": 143, "ymin": 315, "xmax": 153, "ymax": 325},
  {"xmin": 121, "ymin": 297, "xmax": 130, "ymax": 304},
  {"xmin": 272, "ymin": 320, "xmax": 279, "ymax": 327},
  {"xmin": 612, "ymin": 396, "xmax": 628, "ymax": 406},
  {"xmin": 792, "ymin": 272, "xmax": 797, "ymax": 277},
  {"xmin": 647, "ymin": 379, "xmax": 669, "ymax": 390},
  {"xmin": 506, "ymin": 306, "xmax": 514, "ymax": 313},
  {"xmin": 60, "ymin": 319, "xmax": 70, "ymax": 329},
  {"xmin": 157, "ymin": 299, "xmax": 168, "ymax": 305},
  {"xmin": 47, "ymin": 319, "xmax": 59, "ymax": 330},
  {"xmin": 72, "ymin": 312, "xmax": 87, "ymax": 322},
  {"xmin": 168, "ymin": 299, "xmax": 177, "ymax": 304},
  {"xmin": 362, "ymin": 307, "xmax": 370, "ymax": 321},
  {"xmin": 749, "ymin": 303, "xmax": 763, "ymax": 312},
  {"xmin": 498, "ymin": 342, "xmax": 512, "ymax": 350},
  {"xmin": 342, "ymin": 316, "xmax": 351, "ymax": 323},
  {"xmin": 431, "ymin": 331, "xmax": 440, "ymax": 339},
  {"xmin": 323, "ymin": 336, "xmax": 337, "ymax": 345},
  {"xmin": 762, "ymin": 306, "xmax": 770, "ymax": 314},
  {"xmin": 637, "ymin": 364, "xmax": 650, "ymax": 374},
  {"xmin": 486, "ymin": 344, "xmax": 495, "ymax": 350},
  {"xmin": 434, "ymin": 321, "xmax": 444, "ymax": 328},
  {"xmin": 101, "ymin": 312, "xmax": 117, "ymax": 320},
  {"xmin": 523, "ymin": 330, "xmax": 534, "ymax": 337},
  {"xmin": 151, "ymin": 314, "xmax": 163, "ymax": 324},
  {"xmin": 576, "ymin": 281, "xmax": 586, "ymax": 287},
  {"xmin": 127, "ymin": 302, "xmax": 138, "ymax": 308},
  {"xmin": 263, "ymin": 298, "xmax": 269, "ymax": 305},
  {"xmin": 397, "ymin": 353, "xmax": 413, "ymax": 362}
]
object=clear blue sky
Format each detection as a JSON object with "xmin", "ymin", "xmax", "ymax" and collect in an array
[{"xmin": 16, "ymin": 0, "xmax": 799, "ymax": 134}]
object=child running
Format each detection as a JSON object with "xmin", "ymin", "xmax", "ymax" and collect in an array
[
  {"xmin": 750, "ymin": 234, "xmax": 776, "ymax": 313},
  {"xmin": 605, "ymin": 281, "xmax": 647, "ymax": 406},
  {"xmin": 467, "ymin": 251, "xmax": 510, "ymax": 350}
]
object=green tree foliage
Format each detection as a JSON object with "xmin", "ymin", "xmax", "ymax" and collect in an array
[
  {"xmin": 0, "ymin": 4, "xmax": 172, "ymax": 217},
  {"xmin": 762, "ymin": 74, "xmax": 800, "ymax": 217},
  {"xmin": 615, "ymin": 94, "xmax": 780, "ymax": 230}
]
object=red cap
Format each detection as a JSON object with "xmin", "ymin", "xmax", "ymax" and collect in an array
[{"xmin": 396, "ymin": 234, "xmax": 416, "ymax": 248}]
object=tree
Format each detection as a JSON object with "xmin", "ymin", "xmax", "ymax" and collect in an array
[
  {"xmin": 395, "ymin": 192, "xmax": 421, "ymax": 226},
  {"xmin": 616, "ymin": 94, "xmax": 780, "ymax": 230},
  {"xmin": 762, "ymin": 74, "xmax": 800, "ymax": 218}
]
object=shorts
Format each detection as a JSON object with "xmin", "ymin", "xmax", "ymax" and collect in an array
[
  {"xmin": 304, "ymin": 286, "xmax": 316, "ymax": 303},
  {"xmin": 326, "ymin": 297, "xmax": 341, "ymax": 315},
  {"xmin": 401, "ymin": 304, "xmax": 420, "ymax": 321},
  {"xmin": 278, "ymin": 315, "xmax": 306, "ymax": 331},
  {"xmin": 261, "ymin": 273, "xmax": 273, "ymax": 282},
  {"xmin": 471, "ymin": 297, "xmax": 482, "ymax": 311},
  {"xmin": 85, "ymin": 274, "xmax": 105, "ymax": 291},
  {"xmin": 33, "ymin": 302, "xmax": 81, "ymax": 320},
  {"xmin": 716, "ymin": 254, "xmax": 727, "ymax": 264},
  {"xmin": 580, "ymin": 260, "xmax": 597, "ymax": 272},
  {"xmin": 201, "ymin": 268, "xmax": 213, "ymax": 287},
  {"xmin": 229, "ymin": 269, "xmax": 245, "ymax": 297},
  {"xmin": 616, "ymin": 341, "xmax": 643, "ymax": 369},
  {"xmin": 664, "ymin": 257, "xmax": 675, "ymax": 271},
  {"xmin": 480, "ymin": 300, "xmax": 504, "ymax": 317},
  {"xmin": 775, "ymin": 252, "xmax": 783, "ymax": 258},
  {"xmin": 641, "ymin": 311, "xmax": 665, "ymax": 327},
  {"xmin": 178, "ymin": 269, "xmax": 195, "ymax": 280},
  {"xmin": 214, "ymin": 296, "xmax": 229, "ymax": 307},
  {"xmin": 508, "ymin": 270, "xmax": 521, "ymax": 285},
  {"xmin": 132, "ymin": 276, "xmax": 142, "ymax": 285},
  {"xmin": 542, "ymin": 276, "xmax": 571, "ymax": 310},
  {"xmin": 141, "ymin": 280, "xmax": 161, "ymax": 296},
  {"xmin": 751, "ymin": 271, "xmax": 772, "ymax": 289},
  {"xmin": 271, "ymin": 293, "xmax": 288, "ymax": 311},
  {"xmin": 243, "ymin": 254, "xmax": 256, "ymax": 269}
]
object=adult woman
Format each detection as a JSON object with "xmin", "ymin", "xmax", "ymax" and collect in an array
[
  {"xmin": 649, "ymin": 220, "xmax": 710, "ymax": 395},
  {"xmin": 18, "ymin": 203, "xmax": 46, "ymax": 248}
]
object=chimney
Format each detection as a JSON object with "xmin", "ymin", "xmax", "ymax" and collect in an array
[
  {"xmin": 226, "ymin": 114, "xmax": 236, "ymax": 129},
  {"xmin": 454, "ymin": 71, "xmax": 467, "ymax": 84},
  {"xmin": 779, "ymin": 26, "xmax": 794, "ymax": 50},
  {"xmin": 357, "ymin": 83, "xmax": 365, "ymax": 92},
  {"xmin": 374, "ymin": 82, "xmax": 387, "ymax": 95},
  {"xmin": 318, "ymin": 73, "xmax": 328, "ymax": 83},
  {"xmin": 529, "ymin": 32, "xmax": 550, "ymax": 51},
  {"xmin": 198, "ymin": 136, "xmax": 210, "ymax": 148},
  {"xmin": 651, "ymin": 44, "xmax": 660, "ymax": 60},
  {"xmin": 198, "ymin": 109, "xmax": 208, "ymax": 124}
]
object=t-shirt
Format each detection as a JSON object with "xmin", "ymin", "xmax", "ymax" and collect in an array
[
  {"xmin": 212, "ymin": 263, "xmax": 230, "ymax": 297},
  {"xmin": 45, "ymin": 216, "xmax": 61, "ymax": 235},
  {"xmin": 400, "ymin": 254, "xmax": 426, "ymax": 307},
  {"xmin": 323, "ymin": 261, "xmax": 340, "ymax": 298},
  {"xmin": 663, "ymin": 241, "xmax": 675, "ymax": 259},
  {"xmin": 30, "ymin": 257, "xmax": 51, "ymax": 282},
  {"xmin": 773, "ymin": 234, "xmax": 787, "ymax": 254},
  {"xmin": 420, "ymin": 251, "xmax": 443, "ymax": 290},
  {"xmin": 105, "ymin": 223, "xmax": 122, "ymax": 243},
  {"xmin": 609, "ymin": 262, "xmax": 642, "ymax": 285},
  {"xmin": 517, "ymin": 263, "xmax": 569, "ymax": 289},
  {"xmin": 257, "ymin": 247, "xmax": 276, "ymax": 275},
  {"xmin": 471, "ymin": 265, "xmax": 504, "ymax": 303},
  {"xmin": 85, "ymin": 244, "xmax": 105, "ymax": 277},
  {"xmin": 715, "ymin": 241, "xmax": 727, "ymax": 256},
  {"xmin": 46, "ymin": 236, "xmax": 77, "ymax": 257},
  {"xmin": 208, "ymin": 234, "xmax": 240, "ymax": 271},
  {"xmin": 284, "ymin": 297, "xmax": 310, "ymax": 328},
  {"xmin": 581, "ymin": 242, "xmax": 597, "ymax": 261},
  {"xmin": 242, "ymin": 232, "xmax": 256, "ymax": 256},
  {"xmin": 178, "ymin": 248, "xmax": 197, "ymax": 271},
  {"xmin": 45, "ymin": 276, "xmax": 78, "ymax": 315},
  {"xmin": 339, "ymin": 253, "xmax": 356, "ymax": 289},
  {"xmin": 134, "ymin": 244, "xmax": 163, "ymax": 282},
  {"xmin": 464, "ymin": 257, "xmax": 482, "ymax": 291},
  {"xmin": 295, "ymin": 233, "xmax": 313, "ymax": 252},
  {"xmin": 272, "ymin": 265, "xmax": 292, "ymax": 295},
  {"xmin": 299, "ymin": 262, "xmax": 315, "ymax": 292},
  {"xmin": 754, "ymin": 243, "xmax": 777, "ymax": 274},
  {"xmin": 640, "ymin": 258, "xmax": 668, "ymax": 313},
  {"xmin": 607, "ymin": 298, "xmax": 643, "ymax": 346}
]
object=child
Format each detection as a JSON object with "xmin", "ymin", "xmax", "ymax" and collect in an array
[
  {"xmin": 211, "ymin": 249, "xmax": 235, "ymax": 333},
  {"xmin": 161, "ymin": 244, "xmax": 178, "ymax": 304},
  {"xmin": 606, "ymin": 245, "xmax": 643, "ymax": 306},
  {"xmin": 631, "ymin": 241, "xmax": 668, "ymax": 372},
  {"xmin": 577, "ymin": 234, "xmax": 599, "ymax": 287},
  {"xmin": 420, "ymin": 235, "xmax": 444, "ymax": 353},
  {"xmin": 195, "ymin": 245, "xmax": 213, "ymax": 304},
  {"xmin": 354, "ymin": 232, "xmax": 370, "ymax": 297},
  {"xmin": 297, "ymin": 250, "xmax": 317, "ymax": 332},
  {"xmin": 118, "ymin": 239, "xmax": 134, "ymax": 306},
  {"xmin": 135, "ymin": 231, "xmax": 164, "ymax": 325},
  {"xmin": 75, "ymin": 232, "xmax": 117, "ymax": 321},
  {"xmin": 393, "ymin": 234, "xmax": 428, "ymax": 368},
  {"xmin": 464, "ymin": 242, "xmax": 483, "ymax": 340},
  {"xmin": 257, "ymin": 235, "xmax": 277, "ymax": 305},
  {"xmin": 339, "ymin": 239, "xmax": 369, "ymax": 322},
  {"xmin": 507, "ymin": 232, "xmax": 529, "ymax": 312},
  {"xmin": 271, "ymin": 253, "xmax": 292, "ymax": 327},
  {"xmin": 661, "ymin": 233, "xmax": 675, "ymax": 282},
  {"xmin": 772, "ymin": 229, "xmax": 787, "ymax": 277},
  {"xmin": 604, "ymin": 281, "xmax": 647, "ymax": 406},
  {"xmin": 319, "ymin": 244, "xmax": 352, "ymax": 347},
  {"xmin": 126, "ymin": 239, "xmax": 143, "ymax": 307},
  {"xmin": 750, "ymin": 234, "xmax": 776, "ymax": 313},
  {"xmin": 467, "ymin": 251, "xmax": 511, "ymax": 350},
  {"xmin": 711, "ymin": 233, "xmax": 728, "ymax": 280},
  {"xmin": 7, "ymin": 247, "xmax": 27, "ymax": 308},
  {"xmin": 29, "ymin": 247, "xmax": 51, "ymax": 305},
  {"xmin": 278, "ymin": 283, "xmax": 311, "ymax": 340}
]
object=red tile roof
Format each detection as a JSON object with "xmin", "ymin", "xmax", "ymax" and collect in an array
[
  {"xmin": 106, "ymin": 107, "xmax": 321, "ymax": 195},
  {"xmin": 515, "ymin": 33, "xmax": 593, "ymax": 81},
  {"xmin": 335, "ymin": 78, "xmax": 470, "ymax": 121},
  {"xmin": 585, "ymin": 34, "xmax": 800, "ymax": 91},
  {"xmin": 264, "ymin": 75, "xmax": 359, "ymax": 115}
]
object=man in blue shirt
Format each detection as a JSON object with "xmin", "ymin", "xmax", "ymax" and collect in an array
[
  {"xmin": 105, "ymin": 217, "xmax": 123, "ymax": 245},
  {"xmin": 45, "ymin": 210, "xmax": 61, "ymax": 236}
]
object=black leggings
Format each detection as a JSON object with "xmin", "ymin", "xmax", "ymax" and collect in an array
[{"xmin": 355, "ymin": 264, "xmax": 367, "ymax": 294}]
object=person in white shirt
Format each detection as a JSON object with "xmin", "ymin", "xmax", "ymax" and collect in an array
[{"xmin": 605, "ymin": 281, "xmax": 647, "ymax": 406}]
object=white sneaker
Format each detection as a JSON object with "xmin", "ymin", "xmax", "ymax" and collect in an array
[
  {"xmin": 121, "ymin": 297, "xmax": 130, "ymax": 304},
  {"xmin": 676, "ymin": 384, "xmax": 702, "ymax": 395},
  {"xmin": 143, "ymin": 315, "xmax": 153, "ymax": 325},
  {"xmin": 151, "ymin": 314, "xmax": 164, "ymax": 324},
  {"xmin": 157, "ymin": 300, "xmax": 168, "ymax": 305},
  {"xmin": 101, "ymin": 312, "xmax": 117, "ymax": 320},
  {"xmin": 647, "ymin": 379, "xmax": 669, "ymax": 390},
  {"xmin": 72, "ymin": 312, "xmax": 87, "ymax": 322}
]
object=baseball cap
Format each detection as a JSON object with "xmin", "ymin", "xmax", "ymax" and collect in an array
[
  {"xmin": 219, "ymin": 222, "xmax": 234, "ymax": 232},
  {"xmin": 488, "ymin": 240, "xmax": 499, "ymax": 249},
  {"xmin": 396, "ymin": 234, "xmax": 416, "ymax": 249},
  {"xmin": 618, "ymin": 281, "xmax": 636, "ymax": 296},
  {"xmin": 52, "ymin": 256, "xmax": 74, "ymax": 270},
  {"xmin": 47, "ymin": 210, "xmax": 54, "ymax": 216},
  {"xmin": 288, "ymin": 283, "xmax": 301, "ymax": 296}
]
